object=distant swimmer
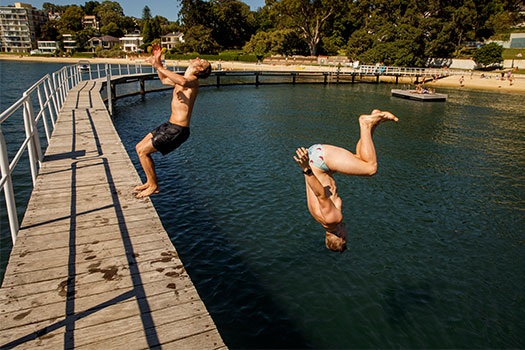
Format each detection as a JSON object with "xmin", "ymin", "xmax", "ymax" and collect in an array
[
  {"xmin": 134, "ymin": 44, "xmax": 211, "ymax": 198},
  {"xmin": 293, "ymin": 110, "xmax": 398, "ymax": 252}
]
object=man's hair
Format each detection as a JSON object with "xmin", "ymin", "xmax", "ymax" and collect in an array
[
  {"xmin": 196, "ymin": 60, "xmax": 212, "ymax": 79},
  {"xmin": 325, "ymin": 232, "xmax": 347, "ymax": 252}
]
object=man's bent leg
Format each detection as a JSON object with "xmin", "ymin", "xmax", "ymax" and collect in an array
[
  {"xmin": 325, "ymin": 110, "xmax": 397, "ymax": 176},
  {"xmin": 135, "ymin": 133, "xmax": 160, "ymax": 198}
]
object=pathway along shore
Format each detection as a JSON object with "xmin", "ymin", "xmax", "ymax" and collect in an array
[{"xmin": 1, "ymin": 54, "xmax": 524, "ymax": 94}]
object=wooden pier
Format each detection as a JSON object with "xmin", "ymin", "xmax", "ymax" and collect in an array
[{"xmin": 0, "ymin": 80, "xmax": 226, "ymax": 349}]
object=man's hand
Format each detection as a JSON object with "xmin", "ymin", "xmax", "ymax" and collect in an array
[
  {"xmin": 146, "ymin": 44, "xmax": 162, "ymax": 68},
  {"xmin": 294, "ymin": 147, "xmax": 311, "ymax": 172},
  {"xmin": 151, "ymin": 44, "xmax": 162, "ymax": 60}
]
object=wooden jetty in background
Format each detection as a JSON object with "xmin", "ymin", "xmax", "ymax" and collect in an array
[{"xmin": 0, "ymin": 79, "xmax": 226, "ymax": 349}]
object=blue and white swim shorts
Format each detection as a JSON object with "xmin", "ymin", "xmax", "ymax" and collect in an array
[{"xmin": 308, "ymin": 144, "xmax": 330, "ymax": 172}]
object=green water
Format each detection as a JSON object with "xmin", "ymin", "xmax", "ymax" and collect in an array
[{"xmin": 112, "ymin": 83, "xmax": 524, "ymax": 348}]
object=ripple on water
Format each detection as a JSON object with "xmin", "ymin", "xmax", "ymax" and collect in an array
[{"xmin": 111, "ymin": 83, "xmax": 525, "ymax": 349}]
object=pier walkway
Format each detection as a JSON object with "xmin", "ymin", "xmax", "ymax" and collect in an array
[{"xmin": 0, "ymin": 79, "xmax": 226, "ymax": 349}]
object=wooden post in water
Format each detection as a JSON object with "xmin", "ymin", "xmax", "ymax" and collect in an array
[
  {"xmin": 139, "ymin": 78, "xmax": 145, "ymax": 95},
  {"xmin": 255, "ymin": 71, "xmax": 260, "ymax": 86}
]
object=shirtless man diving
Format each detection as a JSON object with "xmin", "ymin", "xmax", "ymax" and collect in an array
[
  {"xmin": 134, "ymin": 44, "xmax": 211, "ymax": 198},
  {"xmin": 294, "ymin": 109, "xmax": 398, "ymax": 252}
]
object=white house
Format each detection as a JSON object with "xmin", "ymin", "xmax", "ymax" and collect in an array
[
  {"xmin": 36, "ymin": 40, "xmax": 58, "ymax": 54},
  {"xmin": 161, "ymin": 32, "xmax": 184, "ymax": 50},
  {"xmin": 120, "ymin": 33, "xmax": 143, "ymax": 52},
  {"xmin": 62, "ymin": 34, "xmax": 77, "ymax": 52}
]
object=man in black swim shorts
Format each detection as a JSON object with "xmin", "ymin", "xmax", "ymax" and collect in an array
[
  {"xmin": 134, "ymin": 44, "xmax": 211, "ymax": 198},
  {"xmin": 151, "ymin": 122, "xmax": 190, "ymax": 155}
]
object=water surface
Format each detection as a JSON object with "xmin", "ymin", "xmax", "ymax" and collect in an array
[
  {"xmin": 112, "ymin": 83, "xmax": 524, "ymax": 348},
  {"xmin": 0, "ymin": 61, "xmax": 523, "ymax": 347}
]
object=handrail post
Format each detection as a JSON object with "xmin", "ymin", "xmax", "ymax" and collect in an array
[
  {"xmin": 50, "ymin": 74, "xmax": 60, "ymax": 117},
  {"xmin": 22, "ymin": 94, "xmax": 40, "ymax": 185},
  {"xmin": 106, "ymin": 64, "xmax": 113, "ymax": 116},
  {"xmin": 44, "ymin": 78, "xmax": 57, "ymax": 127},
  {"xmin": 0, "ymin": 128, "xmax": 19, "ymax": 244},
  {"xmin": 37, "ymin": 85, "xmax": 52, "ymax": 143}
]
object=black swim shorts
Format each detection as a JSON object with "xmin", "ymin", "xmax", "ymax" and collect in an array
[{"xmin": 151, "ymin": 122, "xmax": 190, "ymax": 155}]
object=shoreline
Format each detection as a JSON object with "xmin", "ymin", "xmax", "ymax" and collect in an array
[{"xmin": 2, "ymin": 54, "xmax": 524, "ymax": 93}]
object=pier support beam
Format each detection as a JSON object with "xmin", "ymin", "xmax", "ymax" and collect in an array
[{"xmin": 139, "ymin": 79, "xmax": 145, "ymax": 95}]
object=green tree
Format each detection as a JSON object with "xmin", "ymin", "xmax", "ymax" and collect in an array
[
  {"xmin": 276, "ymin": 0, "xmax": 343, "ymax": 56},
  {"xmin": 76, "ymin": 27, "xmax": 98, "ymax": 49},
  {"xmin": 211, "ymin": 0, "xmax": 256, "ymax": 49},
  {"xmin": 181, "ymin": 25, "xmax": 220, "ymax": 54},
  {"xmin": 142, "ymin": 16, "xmax": 163, "ymax": 46},
  {"xmin": 473, "ymin": 42, "xmax": 503, "ymax": 67},
  {"xmin": 142, "ymin": 21, "xmax": 153, "ymax": 44},
  {"xmin": 142, "ymin": 6, "xmax": 152, "ymax": 20},
  {"xmin": 178, "ymin": 0, "xmax": 213, "ymax": 28},
  {"xmin": 96, "ymin": 1, "xmax": 124, "ymax": 28},
  {"xmin": 42, "ymin": 2, "xmax": 67, "ymax": 13},
  {"xmin": 82, "ymin": 1, "xmax": 100, "ymax": 16},
  {"xmin": 39, "ymin": 20, "xmax": 60, "ymax": 41},
  {"xmin": 243, "ymin": 31, "xmax": 272, "ymax": 59},
  {"xmin": 58, "ymin": 5, "xmax": 85, "ymax": 33},
  {"xmin": 101, "ymin": 22, "xmax": 123, "ymax": 37},
  {"xmin": 244, "ymin": 28, "xmax": 303, "ymax": 57}
]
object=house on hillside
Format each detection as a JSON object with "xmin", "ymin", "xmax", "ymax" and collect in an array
[
  {"xmin": 62, "ymin": 34, "xmax": 77, "ymax": 52},
  {"xmin": 36, "ymin": 40, "xmax": 58, "ymax": 54},
  {"xmin": 120, "ymin": 33, "xmax": 143, "ymax": 52},
  {"xmin": 161, "ymin": 32, "xmax": 184, "ymax": 50},
  {"xmin": 83, "ymin": 15, "xmax": 99, "ymax": 30},
  {"xmin": 87, "ymin": 35, "xmax": 119, "ymax": 52}
]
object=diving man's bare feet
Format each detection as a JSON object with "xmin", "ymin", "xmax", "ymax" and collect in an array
[
  {"xmin": 360, "ymin": 109, "xmax": 399, "ymax": 129},
  {"xmin": 134, "ymin": 184, "xmax": 160, "ymax": 198}
]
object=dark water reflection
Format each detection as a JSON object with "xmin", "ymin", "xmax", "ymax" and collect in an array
[{"xmin": 112, "ymin": 83, "xmax": 524, "ymax": 349}]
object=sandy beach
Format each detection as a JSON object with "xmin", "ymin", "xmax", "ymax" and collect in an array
[{"xmin": 2, "ymin": 54, "xmax": 524, "ymax": 94}]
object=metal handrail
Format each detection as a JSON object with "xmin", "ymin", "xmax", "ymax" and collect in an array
[
  {"xmin": 0, "ymin": 61, "xmax": 156, "ymax": 245},
  {"xmin": 0, "ymin": 64, "xmax": 81, "ymax": 244}
]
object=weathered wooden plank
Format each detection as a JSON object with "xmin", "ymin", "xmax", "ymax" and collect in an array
[
  {"xmin": 0, "ymin": 260, "xmax": 193, "ymax": 316},
  {"xmin": 0, "ymin": 79, "xmax": 226, "ymax": 349}
]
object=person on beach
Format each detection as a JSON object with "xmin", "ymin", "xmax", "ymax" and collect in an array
[
  {"xmin": 293, "ymin": 109, "xmax": 398, "ymax": 252},
  {"xmin": 134, "ymin": 44, "xmax": 211, "ymax": 198}
]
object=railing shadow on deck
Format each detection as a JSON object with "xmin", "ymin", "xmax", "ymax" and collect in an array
[{"xmin": 1, "ymin": 85, "xmax": 160, "ymax": 349}]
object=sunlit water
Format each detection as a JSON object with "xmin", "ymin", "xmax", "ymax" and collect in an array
[
  {"xmin": 112, "ymin": 83, "xmax": 524, "ymax": 348},
  {"xmin": 1, "ymin": 61, "xmax": 524, "ymax": 348}
]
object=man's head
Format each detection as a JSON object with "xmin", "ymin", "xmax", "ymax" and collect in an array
[
  {"xmin": 325, "ymin": 222, "xmax": 348, "ymax": 252},
  {"xmin": 189, "ymin": 57, "xmax": 212, "ymax": 79}
]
